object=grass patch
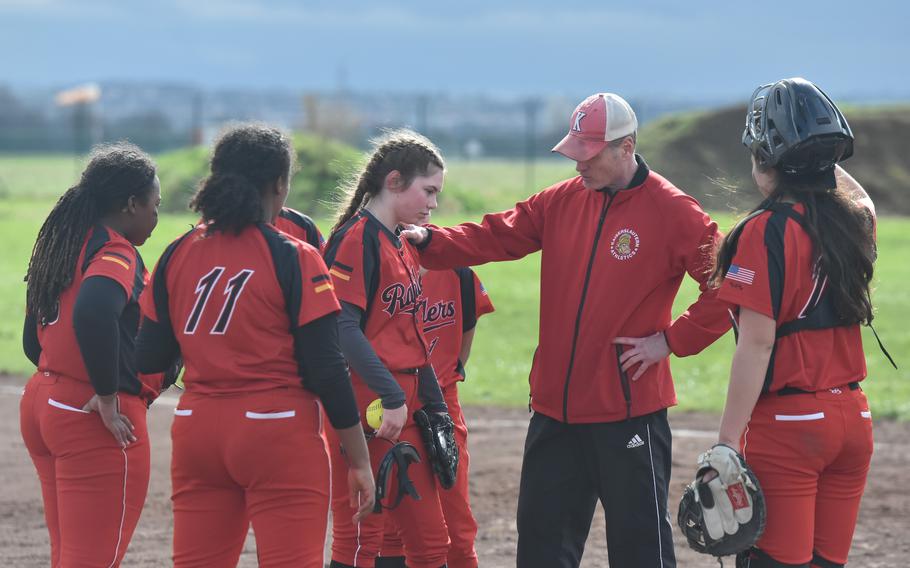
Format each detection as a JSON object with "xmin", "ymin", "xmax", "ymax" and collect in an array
[{"xmin": 1, "ymin": 155, "xmax": 907, "ymax": 418}]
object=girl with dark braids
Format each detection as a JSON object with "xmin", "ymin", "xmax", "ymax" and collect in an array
[
  {"xmin": 136, "ymin": 124, "xmax": 373, "ymax": 567},
  {"xmin": 20, "ymin": 142, "xmax": 162, "ymax": 567},
  {"xmin": 323, "ymin": 129, "xmax": 453, "ymax": 568}
]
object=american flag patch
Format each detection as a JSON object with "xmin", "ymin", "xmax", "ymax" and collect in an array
[{"xmin": 726, "ymin": 264, "xmax": 755, "ymax": 285}]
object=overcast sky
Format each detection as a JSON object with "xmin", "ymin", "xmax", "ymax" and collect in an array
[{"xmin": 2, "ymin": 0, "xmax": 906, "ymax": 103}]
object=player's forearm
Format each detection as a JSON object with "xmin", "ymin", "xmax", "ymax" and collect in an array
[
  {"xmin": 295, "ymin": 313, "xmax": 360, "ymax": 429},
  {"xmin": 22, "ymin": 311, "xmax": 41, "ymax": 366},
  {"xmin": 73, "ymin": 276, "xmax": 127, "ymax": 396},
  {"xmin": 417, "ymin": 364, "xmax": 446, "ymax": 412},
  {"xmin": 136, "ymin": 316, "xmax": 181, "ymax": 374},
  {"xmin": 335, "ymin": 423, "xmax": 372, "ymax": 470},
  {"xmin": 337, "ymin": 302, "xmax": 406, "ymax": 410}
]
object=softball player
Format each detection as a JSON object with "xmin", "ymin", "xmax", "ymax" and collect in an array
[
  {"xmin": 711, "ymin": 78, "xmax": 876, "ymax": 567},
  {"xmin": 276, "ymin": 206, "xmax": 325, "ymax": 250},
  {"xmin": 135, "ymin": 124, "xmax": 373, "ymax": 567},
  {"xmin": 20, "ymin": 143, "xmax": 162, "ymax": 567},
  {"xmin": 323, "ymin": 130, "xmax": 453, "ymax": 568},
  {"xmin": 380, "ymin": 266, "xmax": 495, "ymax": 568}
]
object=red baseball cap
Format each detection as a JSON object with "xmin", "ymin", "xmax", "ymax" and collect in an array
[{"xmin": 552, "ymin": 93, "xmax": 638, "ymax": 161}]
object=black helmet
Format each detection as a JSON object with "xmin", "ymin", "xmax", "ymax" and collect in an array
[{"xmin": 742, "ymin": 77, "xmax": 853, "ymax": 175}]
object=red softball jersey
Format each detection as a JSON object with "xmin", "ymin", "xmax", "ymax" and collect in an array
[
  {"xmin": 139, "ymin": 222, "xmax": 340, "ymax": 394},
  {"xmin": 421, "ymin": 268, "xmax": 494, "ymax": 388},
  {"xmin": 36, "ymin": 224, "xmax": 162, "ymax": 399},
  {"xmin": 323, "ymin": 210, "xmax": 430, "ymax": 371},
  {"xmin": 275, "ymin": 206, "xmax": 325, "ymax": 250},
  {"xmin": 717, "ymin": 203, "xmax": 867, "ymax": 392}
]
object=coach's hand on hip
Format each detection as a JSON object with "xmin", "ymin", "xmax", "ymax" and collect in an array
[{"xmin": 613, "ymin": 332, "xmax": 671, "ymax": 381}]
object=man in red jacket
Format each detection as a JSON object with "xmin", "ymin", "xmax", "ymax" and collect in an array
[{"xmin": 403, "ymin": 93, "xmax": 731, "ymax": 567}]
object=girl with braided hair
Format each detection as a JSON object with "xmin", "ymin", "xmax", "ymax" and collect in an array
[
  {"xmin": 323, "ymin": 129, "xmax": 453, "ymax": 568},
  {"xmin": 136, "ymin": 123, "xmax": 373, "ymax": 567},
  {"xmin": 20, "ymin": 142, "xmax": 162, "ymax": 567}
]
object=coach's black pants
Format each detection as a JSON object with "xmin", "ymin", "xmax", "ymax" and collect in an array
[{"xmin": 516, "ymin": 409, "xmax": 676, "ymax": 568}]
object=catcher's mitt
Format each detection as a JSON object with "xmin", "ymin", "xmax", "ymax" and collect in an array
[
  {"xmin": 678, "ymin": 444, "xmax": 766, "ymax": 558},
  {"xmin": 413, "ymin": 408, "xmax": 458, "ymax": 489}
]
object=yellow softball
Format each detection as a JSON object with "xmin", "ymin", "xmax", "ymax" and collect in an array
[{"xmin": 366, "ymin": 398, "xmax": 383, "ymax": 430}]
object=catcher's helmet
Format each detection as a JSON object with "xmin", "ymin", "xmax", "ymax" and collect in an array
[
  {"xmin": 743, "ymin": 77, "xmax": 853, "ymax": 175},
  {"xmin": 373, "ymin": 441, "xmax": 421, "ymax": 513}
]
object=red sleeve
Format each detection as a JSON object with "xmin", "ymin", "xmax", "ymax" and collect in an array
[
  {"xmin": 716, "ymin": 218, "xmax": 773, "ymax": 319},
  {"xmin": 472, "ymin": 271, "xmax": 494, "ymax": 319},
  {"xmin": 420, "ymin": 189, "xmax": 547, "ymax": 269},
  {"xmin": 662, "ymin": 196, "xmax": 733, "ymax": 356},
  {"xmin": 326, "ymin": 228, "xmax": 369, "ymax": 311},
  {"xmin": 297, "ymin": 244, "xmax": 341, "ymax": 326},
  {"xmin": 84, "ymin": 241, "xmax": 139, "ymax": 300}
]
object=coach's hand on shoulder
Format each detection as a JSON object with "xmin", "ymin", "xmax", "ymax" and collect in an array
[
  {"xmin": 82, "ymin": 394, "xmax": 137, "ymax": 448},
  {"xmin": 376, "ymin": 403, "xmax": 407, "ymax": 441},
  {"xmin": 613, "ymin": 332, "xmax": 671, "ymax": 381},
  {"xmin": 399, "ymin": 224, "xmax": 429, "ymax": 246}
]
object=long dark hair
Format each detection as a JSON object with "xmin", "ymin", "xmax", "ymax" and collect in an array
[
  {"xmin": 711, "ymin": 166, "xmax": 875, "ymax": 325},
  {"xmin": 332, "ymin": 129, "xmax": 444, "ymax": 234},
  {"xmin": 190, "ymin": 124, "xmax": 294, "ymax": 234},
  {"xmin": 25, "ymin": 142, "xmax": 156, "ymax": 320}
]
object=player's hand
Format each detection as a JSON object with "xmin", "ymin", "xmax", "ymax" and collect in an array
[
  {"xmin": 82, "ymin": 393, "xmax": 136, "ymax": 447},
  {"xmin": 348, "ymin": 464, "xmax": 376, "ymax": 523},
  {"xmin": 613, "ymin": 332, "xmax": 671, "ymax": 381},
  {"xmin": 376, "ymin": 403, "xmax": 407, "ymax": 441},
  {"xmin": 399, "ymin": 224, "xmax": 429, "ymax": 246}
]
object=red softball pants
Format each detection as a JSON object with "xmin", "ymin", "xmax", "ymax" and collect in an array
[
  {"xmin": 170, "ymin": 387, "xmax": 330, "ymax": 567},
  {"xmin": 328, "ymin": 370, "xmax": 449, "ymax": 568},
  {"xmin": 20, "ymin": 371, "xmax": 151, "ymax": 568},
  {"xmin": 742, "ymin": 385, "xmax": 873, "ymax": 565},
  {"xmin": 380, "ymin": 382, "xmax": 478, "ymax": 568}
]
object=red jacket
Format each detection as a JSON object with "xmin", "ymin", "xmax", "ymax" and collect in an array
[{"xmin": 419, "ymin": 157, "xmax": 731, "ymax": 423}]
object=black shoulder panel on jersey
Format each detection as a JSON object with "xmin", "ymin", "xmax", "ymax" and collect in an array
[
  {"xmin": 81, "ymin": 224, "xmax": 112, "ymax": 274},
  {"xmin": 361, "ymin": 225, "xmax": 381, "ymax": 329},
  {"xmin": 151, "ymin": 227, "xmax": 196, "ymax": 324},
  {"xmin": 324, "ymin": 213, "xmax": 379, "ymax": 332},
  {"xmin": 761, "ymin": 207, "xmax": 788, "ymax": 393},
  {"xmin": 323, "ymin": 212, "xmax": 361, "ymax": 266},
  {"xmin": 455, "ymin": 267, "xmax": 477, "ymax": 333},
  {"xmin": 258, "ymin": 223, "xmax": 303, "ymax": 329},
  {"xmin": 279, "ymin": 207, "xmax": 321, "ymax": 249}
]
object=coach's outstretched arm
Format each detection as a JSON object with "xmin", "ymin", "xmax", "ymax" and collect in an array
[{"xmin": 402, "ymin": 188, "xmax": 548, "ymax": 269}]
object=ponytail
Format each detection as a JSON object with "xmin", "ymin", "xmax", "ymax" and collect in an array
[
  {"xmin": 191, "ymin": 173, "xmax": 262, "ymax": 234},
  {"xmin": 190, "ymin": 123, "xmax": 293, "ymax": 234},
  {"xmin": 332, "ymin": 129, "xmax": 445, "ymax": 234}
]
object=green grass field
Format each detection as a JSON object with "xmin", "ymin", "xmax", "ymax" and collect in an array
[{"xmin": 1, "ymin": 154, "xmax": 907, "ymax": 417}]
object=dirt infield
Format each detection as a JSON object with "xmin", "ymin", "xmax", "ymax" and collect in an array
[{"xmin": 2, "ymin": 375, "xmax": 907, "ymax": 567}]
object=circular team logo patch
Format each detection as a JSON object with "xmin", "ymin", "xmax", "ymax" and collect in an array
[{"xmin": 610, "ymin": 229, "xmax": 640, "ymax": 260}]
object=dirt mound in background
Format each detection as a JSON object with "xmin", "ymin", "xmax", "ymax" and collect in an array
[{"xmin": 637, "ymin": 105, "xmax": 910, "ymax": 215}]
